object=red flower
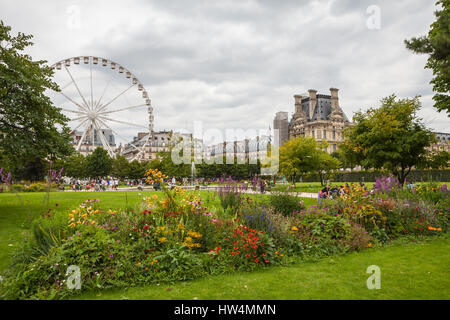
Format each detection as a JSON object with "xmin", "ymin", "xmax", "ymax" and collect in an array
[
  {"xmin": 265, "ymin": 260, "xmax": 269, "ymax": 263},
  {"xmin": 254, "ymin": 259, "xmax": 259, "ymax": 263}
]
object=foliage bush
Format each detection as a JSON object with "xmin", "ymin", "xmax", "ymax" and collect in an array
[
  {"xmin": 268, "ymin": 190, "xmax": 305, "ymax": 216},
  {"xmin": 217, "ymin": 176, "xmax": 245, "ymax": 213}
]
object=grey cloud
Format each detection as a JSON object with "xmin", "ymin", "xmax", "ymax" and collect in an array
[{"xmin": 0, "ymin": 0, "xmax": 448, "ymax": 135}]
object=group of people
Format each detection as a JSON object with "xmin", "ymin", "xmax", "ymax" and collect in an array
[
  {"xmin": 70, "ymin": 179, "xmax": 119, "ymax": 191},
  {"xmin": 319, "ymin": 182, "xmax": 368, "ymax": 199}
]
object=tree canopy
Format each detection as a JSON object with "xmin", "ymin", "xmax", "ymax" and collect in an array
[
  {"xmin": 0, "ymin": 20, "xmax": 73, "ymax": 173},
  {"xmin": 405, "ymin": 0, "xmax": 450, "ymax": 115},
  {"xmin": 85, "ymin": 148, "xmax": 113, "ymax": 179},
  {"xmin": 279, "ymin": 136, "xmax": 340, "ymax": 185},
  {"xmin": 341, "ymin": 95, "xmax": 436, "ymax": 184}
]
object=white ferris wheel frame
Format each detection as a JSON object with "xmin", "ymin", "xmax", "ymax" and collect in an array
[{"xmin": 50, "ymin": 56, "xmax": 154, "ymax": 161}]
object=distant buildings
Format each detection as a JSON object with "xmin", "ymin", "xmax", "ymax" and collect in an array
[
  {"xmin": 70, "ymin": 86, "xmax": 448, "ymax": 164},
  {"xmin": 120, "ymin": 130, "xmax": 173, "ymax": 162},
  {"xmin": 429, "ymin": 132, "xmax": 450, "ymax": 153},
  {"xmin": 70, "ymin": 128, "xmax": 116, "ymax": 157},
  {"xmin": 274, "ymin": 88, "xmax": 352, "ymax": 153}
]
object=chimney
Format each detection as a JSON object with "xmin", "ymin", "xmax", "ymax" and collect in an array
[
  {"xmin": 308, "ymin": 89, "xmax": 317, "ymax": 120},
  {"xmin": 294, "ymin": 95, "xmax": 303, "ymax": 114},
  {"xmin": 330, "ymin": 88, "xmax": 339, "ymax": 110}
]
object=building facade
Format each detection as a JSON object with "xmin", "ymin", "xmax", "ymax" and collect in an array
[
  {"xmin": 70, "ymin": 128, "xmax": 116, "ymax": 157},
  {"xmin": 274, "ymin": 88, "xmax": 352, "ymax": 153},
  {"xmin": 429, "ymin": 132, "xmax": 450, "ymax": 153}
]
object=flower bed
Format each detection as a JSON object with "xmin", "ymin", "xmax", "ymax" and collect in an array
[{"xmin": 0, "ymin": 172, "xmax": 448, "ymax": 300}]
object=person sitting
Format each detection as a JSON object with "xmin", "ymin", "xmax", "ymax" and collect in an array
[
  {"xmin": 330, "ymin": 185, "xmax": 339, "ymax": 198},
  {"xmin": 321, "ymin": 185, "xmax": 330, "ymax": 199}
]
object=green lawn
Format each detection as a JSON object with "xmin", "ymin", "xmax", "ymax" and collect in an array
[
  {"xmin": 74, "ymin": 237, "xmax": 450, "ymax": 300},
  {"xmin": 0, "ymin": 190, "xmax": 316, "ymax": 271}
]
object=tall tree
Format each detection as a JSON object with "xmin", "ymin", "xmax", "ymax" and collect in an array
[
  {"xmin": 342, "ymin": 95, "xmax": 436, "ymax": 184},
  {"xmin": 0, "ymin": 20, "xmax": 73, "ymax": 173},
  {"xmin": 112, "ymin": 155, "xmax": 130, "ymax": 180},
  {"xmin": 405, "ymin": 0, "xmax": 450, "ymax": 115},
  {"xmin": 315, "ymin": 150, "xmax": 341, "ymax": 186},
  {"xmin": 85, "ymin": 148, "xmax": 112, "ymax": 179},
  {"xmin": 127, "ymin": 160, "xmax": 145, "ymax": 180},
  {"xmin": 279, "ymin": 136, "xmax": 324, "ymax": 185},
  {"xmin": 63, "ymin": 153, "xmax": 87, "ymax": 179}
]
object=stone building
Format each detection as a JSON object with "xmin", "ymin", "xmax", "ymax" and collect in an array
[
  {"xmin": 121, "ymin": 131, "xmax": 173, "ymax": 162},
  {"xmin": 274, "ymin": 88, "xmax": 352, "ymax": 153},
  {"xmin": 203, "ymin": 135, "xmax": 270, "ymax": 164},
  {"xmin": 121, "ymin": 131, "xmax": 202, "ymax": 162},
  {"xmin": 429, "ymin": 132, "xmax": 450, "ymax": 153},
  {"xmin": 70, "ymin": 128, "xmax": 116, "ymax": 157}
]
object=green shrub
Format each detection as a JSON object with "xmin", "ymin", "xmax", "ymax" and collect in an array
[{"xmin": 268, "ymin": 191, "xmax": 305, "ymax": 216}]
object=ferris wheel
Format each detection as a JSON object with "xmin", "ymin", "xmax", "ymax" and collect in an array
[{"xmin": 49, "ymin": 56, "xmax": 154, "ymax": 161}]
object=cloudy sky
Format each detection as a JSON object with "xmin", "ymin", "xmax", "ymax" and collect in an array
[{"xmin": 1, "ymin": 0, "xmax": 448, "ymax": 141}]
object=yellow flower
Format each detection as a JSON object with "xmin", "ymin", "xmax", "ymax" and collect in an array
[
  {"xmin": 367, "ymin": 243, "xmax": 372, "ymax": 248},
  {"xmin": 291, "ymin": 226, "xmax": 298, "ymax": 231},
  {"xmin": 68, "ymin": 214, "xmax": 74, "ymax": 219},
  {"xmin": 158, "ymin": 237, "xmax": 167, "ymax": 243},
  {"xmin": 137, "ymin": 262, "xmax": 141, "ymax": 266}
]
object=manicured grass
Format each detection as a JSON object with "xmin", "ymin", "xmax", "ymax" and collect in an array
[
  {"xmin": 0, "ymin": 190, "xmax": 314, "ymax": 271},
  {"xmin": 0, "ymin": 191, "xmax": 154, "ymax": 271},
  {"xmin": 73, "ymin": 237, "xmax": 450, "ymax": 300}
]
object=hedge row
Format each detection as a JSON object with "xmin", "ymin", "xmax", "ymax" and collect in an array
[{"xmin": 301, "ymin": 170, "xmax": 450, "ymax": 183}]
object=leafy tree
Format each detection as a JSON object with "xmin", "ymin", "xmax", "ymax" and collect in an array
[
  {"xmin": 342, "ymin": 95, "xmax": 436, "ymax": 185},
  {"xmin": 112, "ymin": 155, "xmax": 130, "ymax": 180},
  {"xmin": 405, "ymin": 0, "xmax": 450, "ymax": 114},
  {"xmin": 85, "ymin": 148, "xmax": 112, "ymax": 179},
  {"xmin": 279, "ymin": 136, "xmax": 323, "ymax": 185},
  {"xmin": 144, "ymin": 159, "xmax": 163, "ymax": 172},
  {"xmin": 331, "ymin": 145, "xmax": 358, "ymax": 171},
  {"xmin": 0, "ymin": 20, "xmax": 73, "ymax": 173},
  {"xmin": 316, "ymin": 149, "xmax": 341, "ymax": 186},
  {"xmin": 63, "ymin": 153, "xmax": 87, "ymax": 179},
  {"xmin": 423, "ymin": 150, "xmax": 450, "ymax": 169},
  {"xmin": 127, "ymin": 160, "xmax": 146, "ymax": 180}
]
